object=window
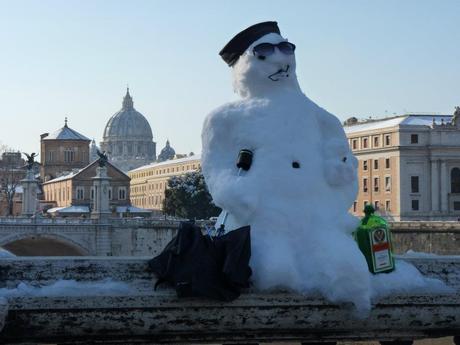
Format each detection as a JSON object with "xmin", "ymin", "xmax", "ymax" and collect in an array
[
  {"xmin": 363, "ymin": 160, "xmax": 368, "ymax": 171},
  {"xmin": 47, "ymin": 151, "xmax": 55, "ymax": 162},
  {"xmin": 363, "ymin": 178, "xmax": 368, "ymax": 193},
  {"xmin": 385, "ymin": 135, "xmax": 391, "ymax": 146},
  {"xmin": 412, "ymin": 199, "xmax": 419, "ymax": 211},
  {"xmin": 118, "ymin": 187, "xmax": 126, "ymax": 200},
  {"xmin": 353, "ymin": 201, "xmax": 357, "ymax": 212},
  {"xmin": 374, "ymin": 159, "xmax": 379, "ymax": 170},
  {"xmin": 374, "ymin": 201, "xmax": 379, "ymax": 210},
  {"xmin": 411, "ymin": 176, "xmax": 419, "ymax": 193},
  {"xmin": 363, "ymin": 138, "xmax": 368, "ymax": 148},
  {"xmin": 454, "ymin": 202, "xmax": 460, "ymax": 211},
  {"xmin": 385, "ymin": 158, "xmax": 390, "ymax": 169},
  {"xmin": 373, "ymin": 136, "xmax": 379, "ymax": 147},
  {"xmin": 76, "ymin": 187, "xmax": 84, "ymax": 200},
  {"xmin": 385, "ymin": 176, "xmax": 391, "ymax": 191},
  {"xmin": 451, "ymin": 168, "xmax": 460, "ymax": 193},
  {"xmin": 64, "ymin": 148, "xmax": 75, "ymax": 163},
  {"xmin": 411, "ymin": 134, "xmax": 418, "ymax": 144},
  {"xmin": 90, "ymin": 187, "xmax": 95, "ymax": 200},
  {"xmin": 374, "ymin": 177, "xmax": 379, "ymax": 192},
  {"xmin": 385, "ymin": 200, "xmax": 391, "ymax": 211},
  {"xmin": 363, "ymin": 201, "xmax": 369, "ymax": 209}
]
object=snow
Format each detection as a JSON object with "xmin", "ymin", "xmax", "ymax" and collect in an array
[
  {"xmin": 0, "ymin": 248, "xmax": 15, "ymax": 258},
  {"xmin": 47, "ymin": 205, "xmax": 90, "ymax": 214},
  {"xmin": 370, "ymin": 260, "xmax": 453, "ymax": 299},
  {"xmin": 116, "ymin": 206, "xmax": 151, "ymax": 213},
  {"xmin": 129, "ymin": 154, "xmax": 201, "ymax": 173},
  {"xmin": 201, "ymin": 29, "xmax": 448, "ymax": 313},
  {"xmin": 0, "ymin": 279, "xmax": 134, "ymax": 298},
  {"xmin": 43, "ymin": 169, "xmax": 81, "ymax": 183},
  {"xmin": 44, "ymin": 126, "xmax": 90, "ymax": 141},
  {"xmin": 344, "ymin": 116, "xmax": 406, "ymax": 134},
  {"xmin": 344, "ymin": 114, "xmax": 453, "ymax": 134}
]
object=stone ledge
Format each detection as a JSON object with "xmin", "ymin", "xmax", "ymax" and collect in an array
[{"xmin": 0, "ymin": 256, "xmax": 459, "ymax": 344}]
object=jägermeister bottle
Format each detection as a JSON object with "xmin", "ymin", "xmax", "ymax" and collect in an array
[{"xmin": 354, "ymin": 205, "xmax": 395, "ymax": 274}]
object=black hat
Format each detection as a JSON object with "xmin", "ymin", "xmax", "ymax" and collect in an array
[{"xmin": 219, "ymin": 21, "xmax": 281, "ymax": 67}]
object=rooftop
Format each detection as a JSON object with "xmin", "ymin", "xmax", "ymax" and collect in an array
[
  {"xmin": 44, "ymin": 119, "xmax": 90, "ymax": 141},
  {"xmin": 129, "ymin": 154, "xmax": 201, "ymax": 173},
  {"xmin": 344, "ymin": 114, "xmax": 453, "ymax": 134}
]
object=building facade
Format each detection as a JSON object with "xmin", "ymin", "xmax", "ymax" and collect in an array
[
  {"xmin": 40, "ymin": 119, "xmax": 90, "ymax": 182},
  {"xmin": 42, "ymin": 160, "xmax": 130, "ymax": 211},
  {"xmin": 100, "ymin": 89, "xmax": 156, "ymax": 172},
  {"xmin": 345, "ymin": 112, "xmax": 460, "ymax": 220},
  {"xmin": 128, "ymin": 155, "xmax": 201, "ymax": 210}
]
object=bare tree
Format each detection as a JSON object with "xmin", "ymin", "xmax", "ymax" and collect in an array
[{"xmin": 0, "ymin": 149, "xmax": 25, "ymax": 216}]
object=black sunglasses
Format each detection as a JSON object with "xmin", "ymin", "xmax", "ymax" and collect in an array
[{"xmin": 253, "ymin": 41, "xmax": 296, "ymax": 57}]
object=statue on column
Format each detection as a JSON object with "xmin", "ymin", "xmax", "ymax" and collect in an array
[
  {"xmin": 96, "ymin": 150, "xmax": 108, "ymax": 167},
  {"xmin": 22, "ymin": 153, "xmax": 38, "ymax": 170},
  {"xmin": 452, "ymin": 106, "xmax": 460, "ymax": 127}
]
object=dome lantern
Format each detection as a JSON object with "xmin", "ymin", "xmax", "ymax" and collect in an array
[{"xmin": 122, "ymin": 88, "xmax": 134, "ymax": 110}]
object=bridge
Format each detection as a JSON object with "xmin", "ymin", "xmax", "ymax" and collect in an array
[
  {"xmin": 0, "ymin": 218, "xmax": 459, "ymax": 257},
  {"xmin": 0, "ymin": 255, "xmax": 459, "ymax": 344},
  {"xmin": 0, "ymin": 217, "xmax": 180, "ymax": 257}
]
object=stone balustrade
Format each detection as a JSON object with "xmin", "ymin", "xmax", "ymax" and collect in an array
[{"xmin": 0, "ymin": 256, "xmax": 459, "ymax": 344}]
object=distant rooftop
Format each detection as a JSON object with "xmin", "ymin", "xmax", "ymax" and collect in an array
[
  {"xmin": 344, "ymin": 114, "xmax": 453, "ymax": 134},
  {"xmin": 43, "ymin": 118, "xmax": 90, "ymax": 141},
  {"xmin": 129, "ymin": 154, "xmax": 201, "ymax": 173}
]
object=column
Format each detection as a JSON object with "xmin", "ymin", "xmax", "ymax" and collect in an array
[
  {"xmin": 431, "ymin": 160, "xmax": 439, "ymax": 212},
  {"xmin": 440, "ymin": 161, "xmax": 448, "ymax": 212},
  {"xmin": 91, "ymin": 166, "xmax": 112, "ymax": 220},
  {"xmin": 21, "ymin": 169, "xmax": 38, "ymax": 217}
]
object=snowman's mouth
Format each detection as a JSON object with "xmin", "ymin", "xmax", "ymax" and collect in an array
[{"xmin": 268, "ymin": 65, "xmax": 290, "ymax": 81}]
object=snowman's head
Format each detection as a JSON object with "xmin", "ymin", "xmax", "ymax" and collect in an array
[
  {"xmin": 219, "ymin": 22, "xmax": 301, "ymax": 98},
  {"xmin": 232, "ymin": 33, "xmax": 301, "ymax": 98}
]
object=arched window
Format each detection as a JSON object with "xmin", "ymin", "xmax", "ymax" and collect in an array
[{"xmin": 451, "ymin": 168, "xmax": 460, "ymax": 193}]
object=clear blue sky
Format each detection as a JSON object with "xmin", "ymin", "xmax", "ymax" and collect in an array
[{"xmin": 1, "ymin": 0, "xmax": 459, "ymax": 156}]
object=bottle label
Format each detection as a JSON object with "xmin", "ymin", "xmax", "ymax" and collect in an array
[{"xmin": 369, "ymin": 227, "xmax": 393, "ymax": 272}]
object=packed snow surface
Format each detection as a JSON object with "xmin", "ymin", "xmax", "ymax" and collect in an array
[
  {"xmin": 201, "ymin": 31, "xmax": 448, "ymax": 313},
  {"xmin": 0, "ymin": 279, "xmax": 134, "ymax": 298}
]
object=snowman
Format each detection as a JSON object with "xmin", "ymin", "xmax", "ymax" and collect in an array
[{"xmin": 201, "ymin": 22, "xmax": 371, "ymax": 310}]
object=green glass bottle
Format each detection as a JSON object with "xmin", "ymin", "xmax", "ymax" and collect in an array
[{"xmin": 354, "ymin": 205, "xmax": 395, "ymax": 274}]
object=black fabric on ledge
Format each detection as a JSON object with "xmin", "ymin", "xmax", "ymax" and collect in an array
[{"xmin": 148, "ymin": 222, "xmax": 252, "ymax": 301}]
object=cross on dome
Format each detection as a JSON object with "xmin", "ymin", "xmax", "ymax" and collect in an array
[{"xmin": 64, "ymin": 117, "xmax": 68, "ymax": 127}]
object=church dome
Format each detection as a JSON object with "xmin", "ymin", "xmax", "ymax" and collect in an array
[
  {"xmin": 158, "ymin": 140, "xmax": 176, "ymax": 162},
  {"xmin": 103, "ymin": 89, "xmax": 153, "ymax": 140},
  {"xmin": 100, "ymin": 88, "xmax": 156, "ymax": 172}
]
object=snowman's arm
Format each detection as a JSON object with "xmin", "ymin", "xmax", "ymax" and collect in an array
[{"xmin": 201, "ymin": 106, "xmax": 260, "ymax": 222}]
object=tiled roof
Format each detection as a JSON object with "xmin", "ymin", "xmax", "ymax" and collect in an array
[{"xmin": 44, "ymin": 125, "xmax": 90, "ymax": 141}]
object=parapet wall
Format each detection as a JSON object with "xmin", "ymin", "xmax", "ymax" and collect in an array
[{"xmin": 0, "ymin": 218, "xmax": 459, "ymax": 256}]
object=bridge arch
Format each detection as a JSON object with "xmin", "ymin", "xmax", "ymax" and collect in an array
[{"xmin": 0, "ymin": 233, "xmax": 92, "ymax": 256}]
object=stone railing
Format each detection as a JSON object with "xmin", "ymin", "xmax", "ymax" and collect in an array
[{"xmin": 0, "ymin": 256, "xmax": 459, "ymax": 344}]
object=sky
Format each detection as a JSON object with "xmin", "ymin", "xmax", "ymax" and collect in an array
[{"xmin": 0, "ymin": 0, "xmax": 459, "ymax": 156}]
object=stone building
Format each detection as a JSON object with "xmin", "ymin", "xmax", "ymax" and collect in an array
[
  {"xmin": 100, "ymin": 89, "xmax": 156, "ymax": 172},
  {"xmin": 42, "ymin": 160, "xmax": 130, "ymax": 212},
  {"xmin": 344, "ymin": 111, "xmax": 460, "ymax": 220},
  {"xmin": 128, "ymin": 154, "xmax": 201, "ymax": 210},
  {"xmin": 40, "ymin": 119, "xmax": 90, "ymax": 182}
]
